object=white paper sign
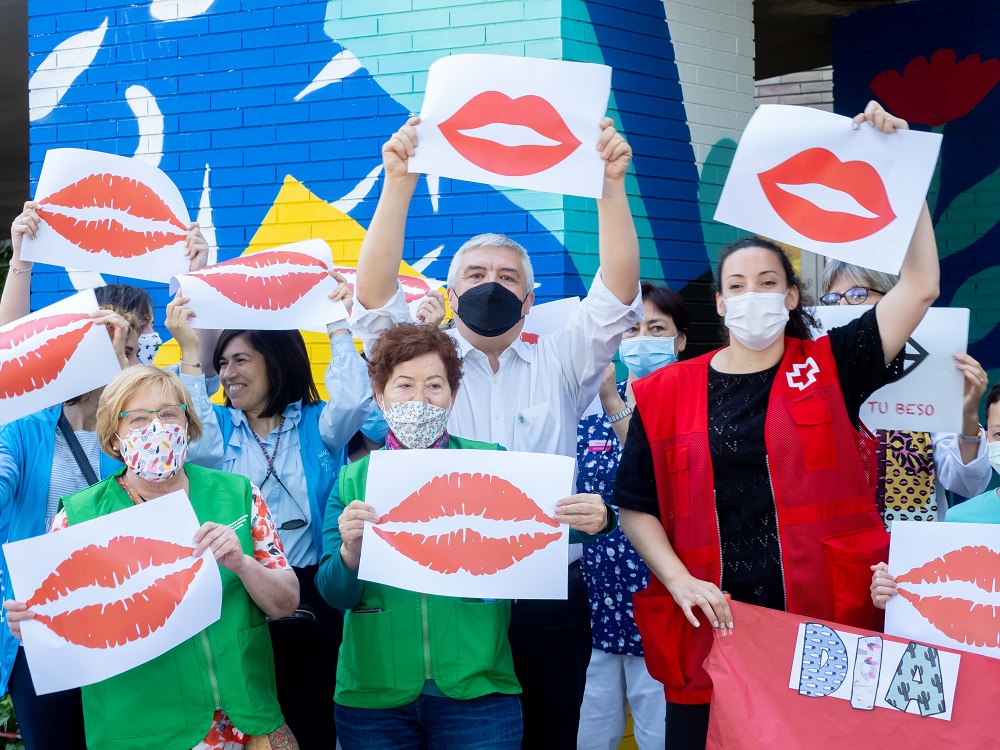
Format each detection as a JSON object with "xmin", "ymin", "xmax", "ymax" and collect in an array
[
  {"xmin": 715, "ymin": 105, "xmax": 942, "ymax": 274},
  {"xmin": 330, "ymin": 266, "xmax": 445, "ymax": 321},
  {"xmin": 0, "ymin": 290, "xmax": 122, "ymax": 424},
  {"xmin": 359, "ymin": 449, "xmax": 574, "ymax": 599},
  {"xmin": 409, "ymin": 55, "xmax": 612, "ymax": 199},
  {"xmin": 788, "ymin": 619, "xmax": 960, "ymax": 720},
  {"xmin": 23, "ymin": 148, "xmax": 192, "ymax": 283},
  {"xmin": 171, "ymin": 240, "xmax": 347, "ymax": 332},
  {"xmin": 520, "ymin": 296, "xmax": 581, "ymax": 344},
  {"xmin": 886, "ymin": 521, "xmax": 1000, "ymax": 661},
  {"xmin": 813, "ymin": 306, "xmax": 968, "ymax": 432},
  {"xmin": 3, "ymin": 491, "xmax": 222, "ymax": 694}
]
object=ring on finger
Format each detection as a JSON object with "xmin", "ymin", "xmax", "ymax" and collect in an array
[{"xmin": 695, "ymin": 594, "xmax": 706, "ymax": 601}]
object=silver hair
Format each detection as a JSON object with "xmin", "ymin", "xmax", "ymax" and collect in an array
[
  {"xmin": 821, "ymin": 260, "xmax": 899, "ymax": 296},
  {"xmin": 447, "ymin": 233, "xmax": 534, "ymax": 294}
]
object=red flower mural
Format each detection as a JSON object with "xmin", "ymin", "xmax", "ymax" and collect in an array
[{"xmin": 871, "ymin": 49, "xmax": 1000, "ymax": 126}]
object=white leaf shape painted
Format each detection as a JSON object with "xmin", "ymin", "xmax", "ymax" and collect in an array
[
  {"xmin": 196, "ymin": 163, "xmax": 218, "ymax": 266},
  {"xmin": 126, "ymin": 85, "xmax": 164, "ymax": 167},
  {"xmin": 425, "ymin": 174, "xmax": 440, "ymax": 213},
  {"xmin": 66, "ymin": 267, "xmax": 106, "ymax": 290},
  {"xmin": 29, "ymin": 18, "xmax": 108, "ymax": 122},
  {"xmin": 410, "ymin": 245, "xmax": 444, "ymax": 274},
  {"xmin": 333, "ymin": 164, "xmax": 383, "ymax": 215},
  {"xmin": 150, "ymin": 0, "xmax": 215, "ymax": 21},
  {"xmin": 293, "ymin": 49, "xmax": 362, "ymax": 102}
]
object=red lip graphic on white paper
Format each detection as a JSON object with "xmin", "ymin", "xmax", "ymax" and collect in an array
[
  {"xmin": 331, "ymin": 268, "xmax": 433, "ymax": 304},
  {"xmin": 194, "ymin": 250, "xmax": 329, "ymax": 311},
  {"xmin": 26, "ymin": 535, "xmax": 203, "ymax": 649},
  {"xmin": 0, "ymin": 313, "xmax": 94, "ymax": 399},
  {"xmin": 37, "ymin": 174, "xmax": 188, "ymax": 259},
  {"xmin": 439, "ymin": 91, "xmax": 582, "ymax": 176},
  {"xmin": 757, "ymin": 148, "xmax": 896, "ymax": 243},
  {"xmin": 373, "ymin": 472, "xmax": 561, "ymax": 575}
]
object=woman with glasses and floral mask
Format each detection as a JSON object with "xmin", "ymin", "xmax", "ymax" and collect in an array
[
  {"xmin": 3, "ymin": 366, "xmax": 300, "ymax": 750},
  {"xmin": 165, "ymin": 282, "xmax": 378, "ymax": 750},
  {"xmin": 613, "ymin": 102, "xmax": 941, "ymax": 750},
  {"xmin": 820, "ymin": 260, "xmax": 991, "ymax": 526},
  {"xmin": 317, "ymin": 323, "xmax": 612, "ymax": 750}
]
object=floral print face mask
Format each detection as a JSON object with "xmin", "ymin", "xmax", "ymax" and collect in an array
[
  {"xmin": 117, "ymin": 419, "xmax": 188, "ymax": 482},
  {"xmin": 382, "ymin": 400, "xmax": 451, "ymax": 449}
]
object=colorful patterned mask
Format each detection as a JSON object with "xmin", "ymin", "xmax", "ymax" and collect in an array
[
  {"xmin": 137, "ymin": 332, "xmax": 162, "ymax": 366},
  {"xmin": 382, "ymin": 399, "xmax": 451, "ymax": 449},
  {"xmin": 117, "ymin": 419, "xmax": 188, "ymax": 482}
]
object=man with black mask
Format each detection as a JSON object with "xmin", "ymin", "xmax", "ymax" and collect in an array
[{"xmin": 350, "ymin": 114, "xmax": 641, "ymax": 750}]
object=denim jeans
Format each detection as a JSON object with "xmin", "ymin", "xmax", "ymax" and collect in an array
[
  {"xmin": 8, "ymin": 647, "xmax": 86, "ymax": 750},
  {"xmin": 335, "ymin": 692, "xmax": 522, "ymax": 750}
]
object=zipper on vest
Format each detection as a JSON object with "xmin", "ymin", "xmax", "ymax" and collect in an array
[
  {"xmin": 200, "ymin": 631, "xmax": 222, "ymax": 710},
  {"xmin": 420, "ymin": 593, "xmax": 432, "ymax": 680},
  {"xmin": 764, "ymin": 455, "xmax": 788, "ymax": 608},
  {"xmin": 713, "ymin": 490, "xmax": 723, "ymax": 590}
]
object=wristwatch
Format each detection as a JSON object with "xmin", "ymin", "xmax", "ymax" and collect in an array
[
  {"xmin": 959, "ymin": 426, "xmax": 983, "ymax": 444},
  {"xmin": 608, "ymin": 405, "xmax": 633, "ymax": 423}
]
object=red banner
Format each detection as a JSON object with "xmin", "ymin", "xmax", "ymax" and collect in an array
[{"xmin": 704, "ymin": 602, "xmax": 998, "ymax": 749}]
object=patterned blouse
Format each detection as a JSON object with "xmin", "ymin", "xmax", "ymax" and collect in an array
[
  {"xmin": 51, "ymin": 480, "xmax": 289, "ymax": 750},
  {"xmin": 576, "ymin": 380, "xmax": 650, "ymax": 657}
]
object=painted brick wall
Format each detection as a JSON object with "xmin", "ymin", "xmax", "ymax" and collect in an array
[
  {"xmin": 756, "ymin": 66, "xmax": 834, "ymax": 111},
  {"xmin": 834, "ymin": 0, "xmax": 1000, "ymax": 383}
]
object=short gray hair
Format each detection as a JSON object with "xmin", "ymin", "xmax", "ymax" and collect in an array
[
  {"xmin": 447, "ymin": 233, "xmax": 534, "ymax": 294},
  {"xmin": 821, "ymin": 260, "xmax": 899, "ymax": 296}
]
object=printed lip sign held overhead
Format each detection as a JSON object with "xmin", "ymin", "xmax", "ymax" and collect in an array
[
  {"xmin": 192, "ymin": 250, "xmax": 330, "ymax": 311},
  {"xmin": 0, "ymin": 313, "xmax": 94, "ymax": 399}
]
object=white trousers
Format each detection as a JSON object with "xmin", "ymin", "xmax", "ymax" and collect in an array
[{"xmin": 576, "ymin": 649, "xmax": 666, "ymax": 750}]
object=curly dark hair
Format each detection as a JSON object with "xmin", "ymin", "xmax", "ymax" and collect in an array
[
  {"xmin": 714, "ymin": 237, "xmax": 818, "ymax": 340},
  {"xmin": 368, "ymin": 323, "xmax": 463, "ymax": 395}
]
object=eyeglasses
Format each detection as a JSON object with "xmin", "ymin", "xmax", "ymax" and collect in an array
[
  {"xmin": 118, "ymin": 404, "xmax": 188, "ymax": 430},
  {"xmin": 819, "ymin": 286, "xmax": 885, "ymax": 306},
  {"xmin": 260, "ymin": 470, "xmax": 309, "ymax": 531}
]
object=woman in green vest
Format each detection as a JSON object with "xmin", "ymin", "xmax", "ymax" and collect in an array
[
  {"xmin": 316, "ymin": 322, "xmax": 613, "ymax": 750},
  {"xmin": 4, "ymin": 366, "xmax": 302, "ymax": 750}
]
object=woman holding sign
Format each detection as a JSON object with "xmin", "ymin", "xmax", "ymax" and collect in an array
[
  {"xmin": 820, "ymin": 260, "xmax": 991, "ymax": 526},
  {"xmin": 4, "ymin": 366, "xmax": 300, "ymax": 750},
  {"xmin": 317, "ymin": 322, "xmax": 613, "ymax": 750},
  {"xmin": 614, "ymin": 102, "xmax": 941, "ymax": 750},
  {"xmin": 166, "ymin": 284, "xmax": 378, "ymax": 750}
]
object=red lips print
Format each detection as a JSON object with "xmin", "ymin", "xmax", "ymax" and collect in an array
[
  {"xmin": 195, "ymin": 250, "xmax": 329, "ymax": 311},
  {"xmin": 896, "ymin": 545, "xmax": 1000, "ymax": 649},
  {"xmin": 26, "ymin": 536, "xmax": 203, "ymax": 649},
  {"xmin": 0, "ymin": 313, "xmax": 93, "ymax": 399},
  {"xmin": 439, "ymin": 91, "xmax": 582, "ymax": 176},
  {"xmin": 757, "ymin": 148, "xmax": 897, "ymax": 243},
  {"xmin": 373, "ymin": 472, "xmax": 562, "ymax": 575},
  {"xmin": 330, "ymin": 267, "xmax": 434, "ymax": 305},
  {"xmin": 37, "ymin": 173, "xmax": 188, "ymax": 259}
]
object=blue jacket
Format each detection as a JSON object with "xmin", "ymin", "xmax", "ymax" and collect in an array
[{"xmin": 0, "ymin": 406, "xmax": 121, "ymax": 694}]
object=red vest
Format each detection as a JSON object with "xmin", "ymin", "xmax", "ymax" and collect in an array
[{"xmin": 631, "ymin": 337, "xmax": 889, "ymax": 704}]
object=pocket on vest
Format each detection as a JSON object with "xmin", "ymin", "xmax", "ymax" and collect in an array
[
  {"xmin": 788, "ymin": 398, "xmax": 837, "ymax": 471},
  {"xmin": 340, "ymin": 610, "xmax": 396, "ymax": 690},
  {"xmin": 99, "ymin": 650, "xmax": 188, "ymax": 739},
  {"xmin": 821, "ymin": 525, "xmax": 889, "ymax": 631},
  {"xmin": 239, "ymin": 623, "xmax": 279, "ymax": 713},
  {"xmin": 452, "ymin": 600, "xmax": 512, "ymax": 682},
  {"xmin": 665, "ymin": 444, "xmax": 690, "ymax": 517}
]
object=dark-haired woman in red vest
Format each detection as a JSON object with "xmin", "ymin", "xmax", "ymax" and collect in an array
[{"xmin": 613, "ymin": 101, "xmax": 941, "ymax": 750}]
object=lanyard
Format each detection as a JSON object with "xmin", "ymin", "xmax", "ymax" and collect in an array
[{"xmin": 250, "ymin": 418, "xmax": 285, "ymax": 487}]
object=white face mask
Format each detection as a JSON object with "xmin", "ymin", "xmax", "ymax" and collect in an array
[
  {"xmin": 382, "ymin": 399, "xmax": 452, "ymax": 449},
  {"xmin": 137, "ymin": 332, "xmax": 162, "ymax": 366},
  {"xmin": 989, "ymin": 441, "xmax": 1000, "ymax": 477},
  {"xmin": 723, "ymin": 292, "xmax": 790, "ymax": 351}
]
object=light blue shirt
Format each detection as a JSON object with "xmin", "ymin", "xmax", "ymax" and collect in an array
[{"xmin": 946, "ymin": 488, "xmax": 1000, "ymax": 524}]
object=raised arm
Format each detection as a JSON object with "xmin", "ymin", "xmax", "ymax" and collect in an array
[
  {"xmin": 596, "ymin": 118, "xmax": 641, "ymax": 305},
  {"xmin": 850, "ymin": 102, "xmax": 940, "ymax": 363},
  {"xmin": 355, "ymin": 116, "xmax": 421, "ymax": 310},
  {"xmin": 0, "ymin": 203, "xmax": 40, "ymax": 326}
]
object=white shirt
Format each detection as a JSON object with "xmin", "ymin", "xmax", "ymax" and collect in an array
[{"xmin": 351, "ymin": 270, "xmax": 642, "ymax": 562}]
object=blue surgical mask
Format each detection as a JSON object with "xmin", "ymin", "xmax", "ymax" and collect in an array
[{"xmin": 618, "ymin": 336, "xmax": 677, "ymax": 379}]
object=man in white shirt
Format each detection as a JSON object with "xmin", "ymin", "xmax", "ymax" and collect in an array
[{"xmin": 351, "ymin": 115, "xmax": 641, "ymax": 749}]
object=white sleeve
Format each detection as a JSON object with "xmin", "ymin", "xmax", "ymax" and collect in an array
[
  {"xmin": 932, "ymin": 431, "xmax": 992, "ymax": 499},
  {"xmin": 348, "ymin": 284, "xmax": 413, "ymax": 355},
  {"xmin": 541, "ymin": 269, "xmax": 642, "ymax": 415}
]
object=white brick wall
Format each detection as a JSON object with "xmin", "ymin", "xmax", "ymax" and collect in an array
[
  {"xmin": 756, "ymin": 66, "xmax": 834, "ymax": 111},
  {"xmin": 661, "ymin": 0, "xmax": 755, "ymax": 171}
]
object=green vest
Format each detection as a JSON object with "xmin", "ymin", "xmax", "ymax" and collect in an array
[
  {"xmin": 334, "ymin": 436, "xmax": 522, "ymax": 709},
  {"xmin": 63, "ymin": 464, "xmax": 284, "ymax": 750}
]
